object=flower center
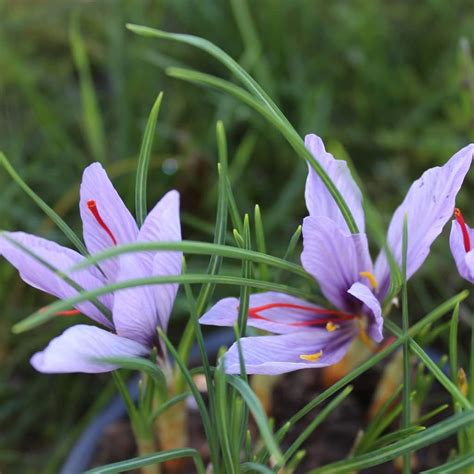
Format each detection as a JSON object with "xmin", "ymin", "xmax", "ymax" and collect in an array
[
  {"xmin": 247, "ymin": 302, "xmax": 355, "ymax": 327},
  {"xmin": 454, "ymin": 207, "xmax": 471, "ymax": 252},
  {"xmin": 87, "ymin": 200, "xmax": 118, "ymax": 245}
]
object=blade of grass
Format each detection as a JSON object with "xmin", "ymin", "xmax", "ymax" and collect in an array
[
  {"xmin": 309, "ymin": 410, "xmax": 474, "ymax": 474},
  {"xmin": 0, "ymin": 152, "xmax": 88, "ymax": 256},
  {"xmin": 254, "ymin": 205, "xmax": 268, "ymax": 281},
  {"xmin": 126, "ymin": 24, "xmax": 359, "ymax": 233},
  {"xmin": 226, "ymin": 375, "xmax": 283, "ymax": 465},
  {"xmin": 70, "ymin": 240, "xmax": 312, "ymax": 281},
  {"xmin": 84, "ymin": 448, "xmax": 205, "ymax": 474},
  {"xmin": 135, "ymin": 92, "xmax": 164, "ymax": 225},
  {"xmin": 13, "ymin": 274, "xmax": 319, "ymax": 333},
  {"xmin": 70, "ymin": 12, "xmax": 106, "ymax": 163},
  {"xmin": 401, "ymin": 215, "xmax": 411, "ymax": 474}
]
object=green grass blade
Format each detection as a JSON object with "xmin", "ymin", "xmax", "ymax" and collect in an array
[
  {"xmin": 226, "ymin": 375, "xmax": 283, "ymax": 465},
  {"xmin": 281, "ymin": 386, "xmax": 353, "ymax": 465},
  {"xmin": 254, "ymin": 204, "xmax": 268, "ymax": 281},
  {"xmin": 100, "ymin": 357, "xmax": 167, "ymax": 397},
  {"xmin": 69, "ymin": 240, "xmax": 312, "ymax": 281},
  {"xmin": 449, "ymin": 303, "xmax": 459, "ymax": 383},
  {"xmin": 401, "ymin": 215, "xmax": 411, "ymax": 474},
  {"xmin": 126, "ymin": 23, "xmax": 359, "ymax": 233},
  {"xmin": 84, "ymin": 448, "xmax": 206, "ymax": 474},
  {"xmin": 70, "ymin": 13, "xmax": 106, "ymax": 163},
  {"xmin": 0, "ymin": 152, "xmax": 89, "ymax": 256},
  {"xmin": 309, "ymin": 410, "xmax": 474, "ymax": 473},
  {"xmin": 135, "ymin": 92, "xmax": 163, "ymax": 225},
  {"xmin": 12, "ymin": 274, "xmax": 318, "ymax": 333},
  {"xmin": 420, "ymin": 451, "xmax": 474, "ymax": 473}
]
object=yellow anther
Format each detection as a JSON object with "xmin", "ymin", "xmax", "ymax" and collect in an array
[
  {"xmin": 359, "ymin": 271, "xmax": 378, "ymax": 291},
  {"xmin": 326, "ymin": 321, "xmax": 339, "ymax": 332},
  {"xmin": 299, "ymin": 350, "xmax": 323, "ymax": 362}
]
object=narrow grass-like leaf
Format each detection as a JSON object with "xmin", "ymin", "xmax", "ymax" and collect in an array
[
  {"xmin": 126, "ymin": 24, "xmax": 358, "ymax": 233},
  {"xmin": 401, "ymin": 215, "xmax": 411, "ymax": 474},
  {"xmin": 449, "ymin": 303, "xmax": 460, "ymax": 382},
  {"xmin": 0, "ymin": 152, "xmax": 88, "ymax": 256},
  {"xmin": 70, "ymin": 240, "xmax": 312, "ymax": 281},
  {"xmin": 240, "ymin": 463, "xmax": 274, "ymax": 474},
  {"xmin": 135, "ymin": 92, "xmax": 163, "ymax": 225},
  {"xmin": 84, "ymin": 448, "xmax": 206, "ymax": 474},
  {"xmin": 370, "ymin": 426, "xmax": 425, "ymax": 450},
  {"xmin": 101, "ymin": 357, "xmax": 167, "ymax": 397},
  {"xmin": 70, "ymin": 13, "xmax": 106, "ymax": 163},
  {"xmin": 253, "ymin": 205, "xmax": 268, "ymax": 281},
  {"xmin": 309, "ymin": 410, "xmax": 474, "ymax": 474},
  {"xmin": 157, "ymin": 328, "xmax": 215, "ymax": 467},
  {"xmin": 281, "ymin": 386, "xmax": 353, "ymax": 465},
  {"xmin": 215, "ymin": 358, "xmax": 238, "ymax": 474},
  {"xmin": 112, "ymin": 371, "xmax": 138, "ymax": 426},
  {"xmin": 12, "ymin": 274, "xmax": 318, "ymax": 333},
  {"xmin": 420, "ymin": 451, "xmax": 474, "ymax": 473},
  {"xmin": 226, "ymin": 375, "xmax": 283, "ymax": 465},
  {"xmin": 385, "ymin": 319, "xmax": 471, "ymax": 409},
  {"xmin": 151, "ymin": 392, "xmax": 190, "ymax": 421}
]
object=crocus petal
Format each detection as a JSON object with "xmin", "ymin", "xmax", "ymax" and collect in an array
[
  {"xmin": 301, "ymin": 216, "xmax": 372, "ymax": 312},
  {"xmin": 113, "ymin": 191, "xmax": 181, "ymax": 345},
  {"xmin": 347, "ymin": 282, "xmax": 383, "ymax": 342},
  {"xmin": 80, "ymin": 163, "xmax": 139, "ymax": 279},
  {"xmin": 305, "ymin": 134, "xmax": 365, "ymax": 233},
  {"xmin": 0, "ymin": 232, "xmax": 112, "ymax": 328},
  {"xmin": 449, "ymin": 220, "xmax": 474, "ymax": 283},
  {"xmin": 200, "ymin": 292, "xmax": 343, "ymax": 334},
  {"xmin": 30, "ymin": 325, "xmax": 149, "ymax": 373},
  {"xmin": 222, "ymin": 326, "xmax": 357, "ymax": 375},
  {"xmin": 375, "ymin": 144, "xmax": 474, "ymax": 299}
]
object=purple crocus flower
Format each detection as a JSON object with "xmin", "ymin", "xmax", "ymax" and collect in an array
[
  {"xmin": 449, "ymin": 208, "xmax": 474, "ymax": 283},
  {"xmin": 0, "ymin": 163, "xmax": 182, "ymax": 373},
  {"xmin": 201, "ymin": 135, "xmax": 474, "ymax": 375}
]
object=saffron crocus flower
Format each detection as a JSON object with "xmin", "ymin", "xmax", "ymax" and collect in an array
[
  {"xmin": 201, "ymin": 135, "xmax": 474, "ymax": 375},
  {"xmin": 0, "ymin": 163, "xmax": 181, "ymax": 373},
  {"xmin": 449, "ymin": 208, "xmax": 474, "ymax": 283}
]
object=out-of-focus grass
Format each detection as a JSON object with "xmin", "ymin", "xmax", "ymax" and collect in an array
[{"xmin": 0, "ymin": 1, "xmax": 473, "ymax": 472}]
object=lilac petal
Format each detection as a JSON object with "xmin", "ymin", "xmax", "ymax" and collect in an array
[
  {"xmin": 30, "ymin": 325, "xmax": 149, "ymax": 373},
  {"xmin": 80, "ymin": 163, "xmax": 139, "ymax": 279},
  {"xmin": 0, "ymin": 232, "xmax": 113, "ymax": 328},
  {"xmin": 223, "ymin": 325, "xmax": 357, "ymax": 375},
  {"xmin": 301, "ymin": 216, "xmax": 373, "ymax": 312},
  {"xmin": 449, "ymin": 220, "xmax": 474, "ymax": 283},
  {"xmin": 305, "ymin": 134, "xmax": 365, "ymax": 233},
  {"xmin": 375, "ymin": 144, "xmax": 474, "ymax": 299},
  {"xmin": 200, "ymin": 292, "xmax": 338, "ymax": 334},
  {"xmin": 113, "ymin": 191, "xmax": 181, "ymax": 345},
  {"xmin": 347, "ymin": 282, "xmax": 383, "ymax": 342}
]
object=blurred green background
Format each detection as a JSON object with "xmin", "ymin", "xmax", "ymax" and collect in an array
[{"xmin": 1, "ymin": 1, "xmax": 474, "ymax": 472}]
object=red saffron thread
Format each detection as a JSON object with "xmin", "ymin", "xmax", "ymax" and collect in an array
[
  {"xmin": 87, "ymin": 200, "xmax": 118, "ymax": 245},
  {"xmin": 248, "ymin": 302, "xmax": 355, "ymax": 327},
  {"xmin": 39, "ymin": 307, "xmax": 80, "ymax": 317},
  {"xmin": 454, "ymin": 208, "xmax": 471, "ymax": 252}
]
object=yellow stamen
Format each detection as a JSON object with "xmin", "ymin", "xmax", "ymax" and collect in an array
[
  {"xmin": 359, "ymin": 271, "xmax": 378, "ymax": 291},
  {"xmin": 326, "ymin": 321, "xmax": 339, "ymax": 332},
  {"xmin": 299, "ymin": 350, "xmax": 323, "ymax": 362}
]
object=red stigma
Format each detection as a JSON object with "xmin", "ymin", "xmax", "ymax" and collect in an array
[
  {"xmin": 87, "ymin": 200, "xmax": 118, "ymax": 245},
  {"xmin": 454, "ymin": 208, "xmax": 471, "ymax": 252},
  {"xmin": 39, "ymin": 307, "xmax": 80, "ymax": 317},
  {"xmin": 248, "ymin": 302, "xmax": 355, "ymax": 327}
]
